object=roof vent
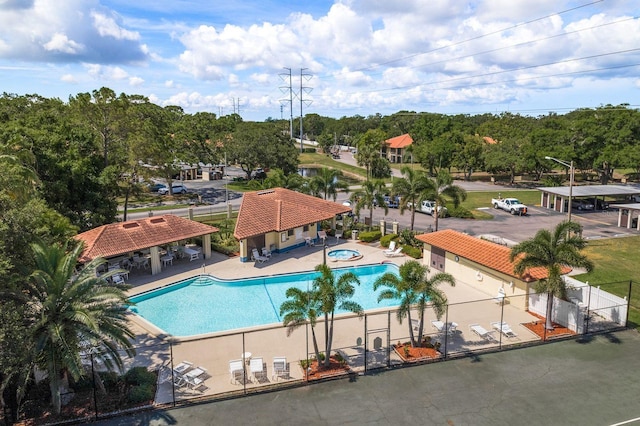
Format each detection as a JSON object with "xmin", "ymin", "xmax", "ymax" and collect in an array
[
  {"xmin": 149, "ymin": 218, "xmax": 166, "ymax": 224},
  {"xmin": 257, "ymin": 190, "xmax": 275, "ymax": 195},
  {"xmin": 122, "ymin": 223, "xmax": 139, "ymax": 229}
]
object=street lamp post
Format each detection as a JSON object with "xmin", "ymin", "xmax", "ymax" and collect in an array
[{"xmin": 545, "ymin": 156, "xmax": 574, "ymax": 223}]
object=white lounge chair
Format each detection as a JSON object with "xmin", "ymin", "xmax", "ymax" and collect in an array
[
  {"xmin": 431, "ymin": 320, "xmax": 458, "ymax": 335},
  {"xmin": 229, "ymin": 359, "xmax": 245, "ymax": 384},
  {"xmin": 252, "ymin": 248, "xmax": 269, "ymax": 263},
  {"xmin": 304, "ymin": 233, "xmax": 314, "ymax": 246},
  {"xmin": 318, "ymin": 230, "xmax": 327, "ymax": 245},
  {"xmin": 382, "ymin": 241, "xmax": 396, "ymax": 255},
  {"xmin": 173, "ymin": 361, "xmax": 193, "ymax": 376},
  {"xmin": 272, "ymin": 357, "xmax": 290, "ymax": 381},
  {"xmin": 469, "ymin": 323, "xmax": 494, "ymax": 340},
  {"xmin": 250, "ymin": 357, "xmax": 268, "ymax": 383},
  {"xmin": 491, "ymin": 321, "xmax": 518, "ymax": 338},
  {"xmin": 261, "ymin": 247, "xmax": 272, "ymax": 258},
  {"xmin": 383, "ymin": 247, "xmax": 403, "ymax": 257},
  {"xmin": 334, "ymin": 232, "xmax": 343, "ymax": 244}
]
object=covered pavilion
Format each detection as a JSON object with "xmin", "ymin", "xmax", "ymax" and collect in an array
[
  {"xmin": 74, "ymin": 214, "xmax": 219, "ymax": 275},
  {"xmin": 537, "ymin": 184, "xmax": 640, "ymax": 214},
  {"xmin": 233, "ymin": 187, "xmax": 351, "ymax": 262}
]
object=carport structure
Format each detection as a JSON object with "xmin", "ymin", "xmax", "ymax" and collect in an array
[
  {"xmin": 538, "ymin": 184, "xmax": 640, "ymax": 215},
  {"xmin": 609, "ymin": 202, "xmax": 640, "ymax": 230}
]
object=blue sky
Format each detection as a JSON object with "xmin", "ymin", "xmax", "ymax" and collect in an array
[{"xmin": 1, "ymin": 0, "xmax": 639, "ymax": 121}]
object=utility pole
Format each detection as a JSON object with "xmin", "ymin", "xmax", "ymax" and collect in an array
[{"xmin": 299, "ymin": 68, "xmax": 313, "ymax": 153}]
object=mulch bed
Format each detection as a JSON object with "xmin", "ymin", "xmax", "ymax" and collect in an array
[
  {"xmin": 523, "ymin": 312, "xmax": 576, "ymax": 340},
  {"xmin": 306, "ymin": 357, "xmax": 351, "ymax": 380},
  {"xmin": 393, "ymin": 343, "xmax": 441, "ymax": 362}
]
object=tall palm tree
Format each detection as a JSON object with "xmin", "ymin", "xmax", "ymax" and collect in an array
[
  {"xmin": 392, "ymin": 166, "xmax": 433, "ymax": 231},
  {"xmin": 349, "ymin": 179, "xmax": 388, "ymax": 227},
  {"xmin": 279, "ymin": 287, "xmax": 322, "ymax": 364},
  {"xmin": 374, "ymin": 260, "xmax": 455, "ymax": 347},
  {"xmin": 313, "ymin": 264, "xmax": 363, "ymax": 368},
  {"xmin": 309, "ymin": 167, "xmax": 349, "ymax": 201},
  {"xmin": 510, "ymin": 221, "xmax": 593, "ymax": 330},
  {"xmin": 429, "ymin": 170, "xmax": 467, "ymax": 231},
  {"xmin": 7, "ymin": 242, "xmax": 135, "ymax": 414}
]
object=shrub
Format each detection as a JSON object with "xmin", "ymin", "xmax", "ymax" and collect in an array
[
  {"xmin": 98, "ymin": 371, "xmax": 120, "ymax": 389},
  {"xmin": 398, "ymin": 229, "xmax": 421, "ymax": 247},
  {"xmin": 380, "ymin": 233, "xmax": 398, "ymax": 248},
  {"xmin": 124, "ymin": 367, "xmax": 156, "ymax": 387},
  {"xmin": 447, "ymin": 206, "xmax": 474, "ymax": 219},
  {"xmin": 358, "ymin": 230, "xmax": 382, "ymax": 242},
  {"xmin": 127, "ymin": 384, "xmax": 154, "ymax": 404},
  {"xmin": 401, "ymin": 245, "xmax": 422, "ymax": 259}
]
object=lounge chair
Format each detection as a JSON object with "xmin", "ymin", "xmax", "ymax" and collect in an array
[
  {"xmin": 250, "ymin": 357, "xmax": 268, "ymax": 383},
  {"xmin": 252, "ymin": 248, "xmax": 269, "ymax": 263},
  {"xmin": 272, "ymin": 357, "xmax": 290, "ymax": 381},
  {"xmin": 431, "ymin": 320, "xmax": 458, "ymax": 335},
  {"xmin": 491, "ymin": 321, "xmax": 518, "ymax": 338},
  {"xmin": 411, "ymin": 319, "xmax": 420, "ymax": 332},
  {"xmin": 383, "ymin": 241, "xmax": 396, "ymax": 255},
  {"xmin": 229, "ymin": 359, "xmax": 245, "ymax": 384},
  {"xmin": 318, "ymin": 230, "xmax": 327, "ymax": 245},
  {"xmin": 334, "ymin": 232, "xmax": 343, "ymax": 244},
  {"xmin": 173, "ymin": 361, "xmax": 193, "ymax": 376},
  {"xmin": 469, "ymin": 323, "xmax": 494, "ymax": 341},
  {"xmin": 383, "ymin": 247, "xmax": 403, "ymax": 257},
  {"xmin": 304, "ymin": 233, "xmax": 314, "ymax": 246},
  {"xmin": 261, "ymin": 247, "xmax": 272, "ymax": 258}
]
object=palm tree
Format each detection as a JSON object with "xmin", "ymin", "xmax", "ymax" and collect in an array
[
  {"xmin": 349, "ymin": 179, "xmax": 388, "ymax": 227},
  {"xmin": 279, "ymin": 287, "xmax": 322, "ymax": 364},
  {"xmin": 510, "ymin": 221, "xmax": 593, "ymax": 330},
  {"xmin": 374, "ymin": 260, "xmax": 455, "ymax": 347},
  {"xmin": 309, "ymin": 167, "xmax": 349, "ymax": 201},
  {"xmin": 429, "ymin": 170, "xmax": 467, "ymax": 231},
  {"xmin": 392, "ymin": 166, "xmax": 433, "ymax": 231},
  {"xmin": 313, "ymin": 264, "xmax": 363, "ymax": 368},
  {"xmin": 8, "ymin": 241, "xmax": 135, "ymax": 414}
]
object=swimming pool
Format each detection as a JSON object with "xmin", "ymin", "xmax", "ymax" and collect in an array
[
  {"xmin": 327, "ymin": 249, "xmax": 362, "ymax": 261},
  {"xmin": 130, "ymin": 263, "xmax": 400, "ymax": 337}
]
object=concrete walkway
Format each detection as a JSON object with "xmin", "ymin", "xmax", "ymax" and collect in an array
[{"xmin": 97, "ymin": 329, "xmax": 640, "ymax": 426}]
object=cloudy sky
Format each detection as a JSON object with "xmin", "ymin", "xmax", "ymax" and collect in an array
[{"xmin": 1, "ymin": 0, "xmax": 639, "ymax": 121}]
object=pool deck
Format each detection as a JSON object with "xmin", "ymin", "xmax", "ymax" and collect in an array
[{"xmin": 119, "ymin": 238, "xmax": 541, "ymax": 404}]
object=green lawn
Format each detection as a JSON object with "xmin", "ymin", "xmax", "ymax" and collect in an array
[{"xmin": 574, "ymin": 236, "xmax": 640, "ymax": 327}]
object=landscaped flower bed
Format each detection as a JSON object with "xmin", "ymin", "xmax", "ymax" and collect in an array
[
  {"xmin": 304, "ymin": 356, "xmax": 351, "ymax": 380},
  {"xmin": 393, "ymin": 342, "xmax": 441, "ymax": 362}
]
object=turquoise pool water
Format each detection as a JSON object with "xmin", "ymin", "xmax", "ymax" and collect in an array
[
  {"xmin": 130, "ymin": 263, "xmax": 399, "ymax": 337},
  {"xmin": 327, "ymin": 249, "xmax": 361, "ymax": 260}
]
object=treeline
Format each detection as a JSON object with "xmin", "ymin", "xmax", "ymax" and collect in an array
[{"xmin": 2, "ymin": 88, "xmax": 640, "ymax": 238}]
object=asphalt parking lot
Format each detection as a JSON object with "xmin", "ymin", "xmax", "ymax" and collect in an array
[{"xmin": 98, "ymin": 329, "xmax": 640, "ymax": 426}]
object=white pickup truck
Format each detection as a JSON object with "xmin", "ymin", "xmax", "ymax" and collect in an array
[
  {"xmin": 491, "ymin": 197, "xmax": 528, "ymax": 215},
  {"xmin": 408, "ymin": 200, "xmax": 447, "ymax": 216}
]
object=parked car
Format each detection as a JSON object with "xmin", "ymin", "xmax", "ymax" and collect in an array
[
  {"xmin": 146, "ymin": 182, "xmax": 166, "ymax": 192},
  {"xmin": 572, "ymin": 199, "xmax": 595, "ymax": 211},
  {"xmin": 158, "ymin": 184, "xmax": 188, "ymax": 195}
]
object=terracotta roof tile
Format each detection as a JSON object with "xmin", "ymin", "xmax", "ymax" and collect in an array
[
  {"xmin": 234, "ymin": 188, "xmax": 351, "ymax": 240},
  {"xmin": 385, "ymin": 134, "xmax": 413, "ymax": 149},
  {"xmin": 416, "ymin": 229, "xmax": 569, "ymax": 281},
  {"xmin": 74, "ymin": 215, "xmax": 218, "ymax": 262}
]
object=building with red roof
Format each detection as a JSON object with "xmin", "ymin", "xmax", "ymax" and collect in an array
[{"xmin": 382, "ymin": 134, "xmax": 413, "ymax": 163}]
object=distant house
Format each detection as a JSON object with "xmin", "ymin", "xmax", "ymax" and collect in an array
[
  {"xmin": 233, "ymin": 188, "xmax": 351, "ymax": 262},
  {"xmin": 381, "ymin": 134, "xmax": 413, "ymax": 163}
]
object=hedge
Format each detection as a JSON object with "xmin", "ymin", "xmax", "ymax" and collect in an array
[
  {"xmin": 358, "ymin": 230, "xmax": 382, "ymax": 242},
  {"xmin": 380, "ymin": 233, "xmax": 398, "ymax": 248}
]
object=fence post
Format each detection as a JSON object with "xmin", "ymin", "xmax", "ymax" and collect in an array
[
  {"xmin": 91, "ymin": 353, "xmax": 98, "ymax": 421},
  {"xmin": 170, "ymin": 342, "xmax": 176, "ymax": 406},
  {"xmin": 626, "ymin": 280, "xmax": 633, "ymax": 326},
  {"xmin": 363, "ymin": 314, "xmax": 368, "ymax": 374},
  {"xmin": 387, "ymin": 310, "xmax": 391, "ymax": 368},
  {"xmin": 443, "ymin": 305, "xmax": 449, "ymax": 359}
]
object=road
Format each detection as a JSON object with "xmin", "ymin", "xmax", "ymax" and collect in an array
[{"xmin": 122, "ymin": 161, "xmax": 638, "ymax": 243}]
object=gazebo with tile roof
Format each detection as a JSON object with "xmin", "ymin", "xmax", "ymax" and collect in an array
[
  {"xmin": 234, "ymin": 187, "xmax": 351, "ymax": 262},
  {"xmin": 74, "ymin": 214, "xmax": 219, "ymax": 275},
  {"xmin": 416, "ymin": 229, "xmax": 571, "ymax": 310}
]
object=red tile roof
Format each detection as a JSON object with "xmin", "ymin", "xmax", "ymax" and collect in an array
[
  {"xmin": 234, "ymin": 188, "xmax": 351, "ymax": 240},
  {"xmin": 416, "ymin": 229, "xmax": 570, "ymax": 281},
  {"xmin": 74, "ymin": 215, "xmax": 218, "ymax": 262},
  {"xmin": 483, "ymin": 136, "xmax": 498, "ymax": 144},
  {"xmin": 385, "ymin": 134, "xmax": 413, "ymax": 149}
]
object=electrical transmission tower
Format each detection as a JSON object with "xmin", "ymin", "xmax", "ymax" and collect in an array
[
  {"xmin": 299, "ymin": 68, "xmax": 313, "ymax": 153},
  {"xmin": 279, "ymin": 68, "xmax": 312, "ymax": 151}
]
